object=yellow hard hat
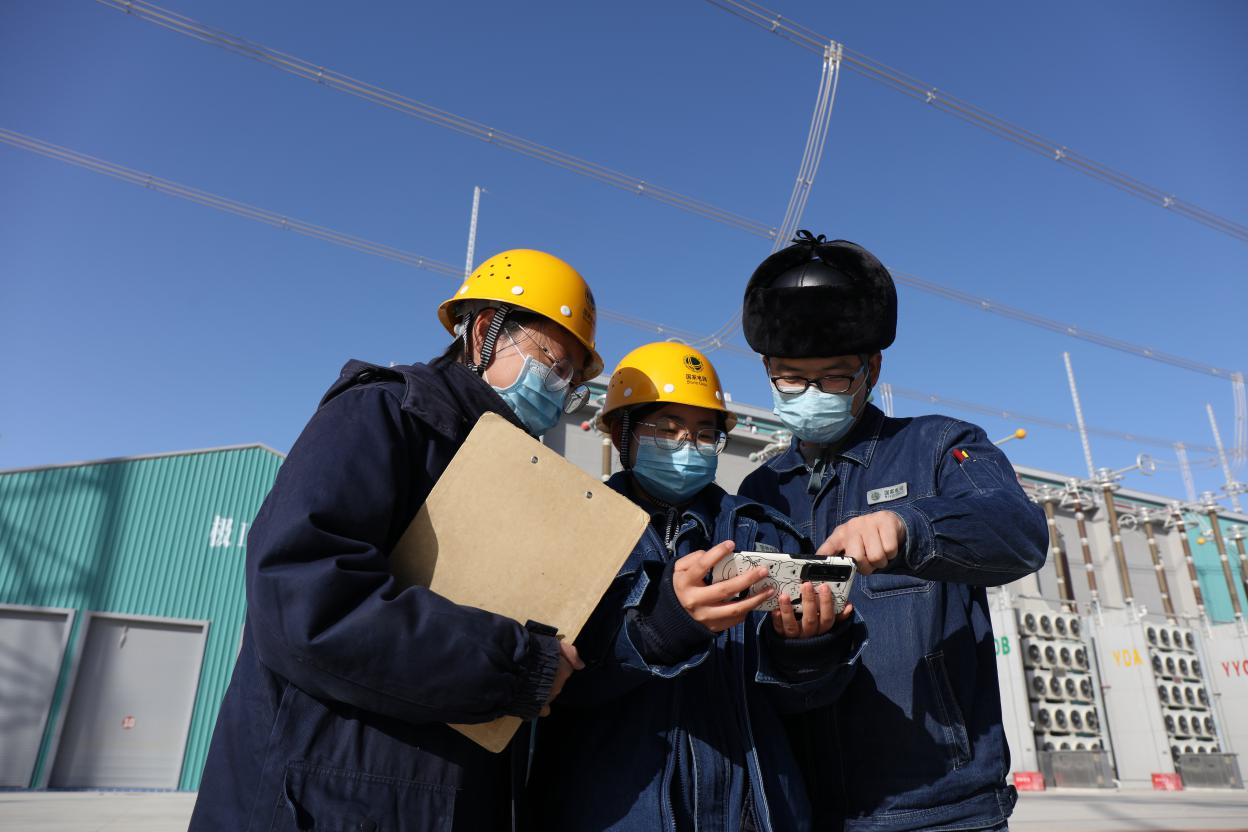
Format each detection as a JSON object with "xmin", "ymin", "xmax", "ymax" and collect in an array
[
  {"xmin": 438, "ymin": 249, "xmax": 603, "ymax": 378},
  {"xmin": 601, "ymin": 342, "xmax": 737, "ymax": 431}
]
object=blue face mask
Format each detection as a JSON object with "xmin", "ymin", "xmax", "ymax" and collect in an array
[
  {"xmin": 772, "ymin": 387, "xmax": 870, "ymax": 445},
  {"xmin": 632, "ymin": 437, "xmax": 718, "ymax": 505},
  {"xmin": 492, "ymin": 356, "xmax": 566, "ymax": 436}
]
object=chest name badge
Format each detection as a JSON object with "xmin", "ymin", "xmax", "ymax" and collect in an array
[{"xmin": 867, "ymin": 482, "xmax": 908, "ymax": 505}]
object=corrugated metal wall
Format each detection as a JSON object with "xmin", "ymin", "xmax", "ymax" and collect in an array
[{"xmin": 0, "ymin": 446, "xmax": 281, "ymax": 790}]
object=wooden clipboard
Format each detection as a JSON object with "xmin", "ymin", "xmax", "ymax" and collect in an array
[{"xmin": 390, "ymin": 412, "xmax": 648, "ymax": 752}]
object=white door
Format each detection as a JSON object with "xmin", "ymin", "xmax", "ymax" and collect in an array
[
  {"xmin": 49, "ymin": 615, "xmax": 207, "ymax": 789},
  {"xmin": 0, "ymin": 606, "xmax": 72, "ymax": 787}
]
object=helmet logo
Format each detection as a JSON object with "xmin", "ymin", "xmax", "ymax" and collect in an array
[
  {"xmin": 683, "ymin": 354, "xmax": 710, "ymax": 387},
  {"xmin": 582, "ymin": 287, "xmax": 597, "ymax": 327}
]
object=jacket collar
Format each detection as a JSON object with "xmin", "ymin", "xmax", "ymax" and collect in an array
[
  {"xmin": 422, "ymin": 357, "xmax": 528, "ymax": 438},
  {"xmin": 768, "ymin": 403, "xmax": 886, "ymax": 473},
  {"xmin": 322, "ymin": 357, "xmax": 526, "ymax": 442},
  {"xmin": 605, "ymin": 471, "xmax": 725, "ymax": 539}
]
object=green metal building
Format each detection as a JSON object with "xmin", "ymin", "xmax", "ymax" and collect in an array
[{"xmin": 0, "ymin": 445, "xmax": 281, "ymax": 791}]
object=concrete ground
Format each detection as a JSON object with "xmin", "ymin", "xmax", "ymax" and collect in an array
[
  {"xmin": 0, "ymin": 791, "xmax": 196, "ymax": 832},
  {"xmin": 1, "ymin": 788, "xmax": 1247, "ymax": 831},
  {"xmin": 1012, "ymin": 789, "xmax": 1248, "ymax": 831}
]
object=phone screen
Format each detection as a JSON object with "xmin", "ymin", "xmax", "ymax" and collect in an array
[{"xmin": 800, "ymin": 561, "xmax": 853, "ymax": 582}]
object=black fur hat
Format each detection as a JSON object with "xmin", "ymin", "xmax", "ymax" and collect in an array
[{"xmin": 742, "ymin": 231, "xmax": 897, "ymax": 358}]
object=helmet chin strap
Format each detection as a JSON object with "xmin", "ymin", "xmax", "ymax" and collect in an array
[
  {"xmin": 618, "ymin": 409, "xmax": 634, "ymax": 471},
  {"xmin": 463, "ymin": 304, "xmax": 512, "ymax": 377}
]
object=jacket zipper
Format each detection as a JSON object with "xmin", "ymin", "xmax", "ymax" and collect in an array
[
  {"xmin": 689, "ymin": 732, "xmax": 699, "ymax": 832},
  {"xmin": 737, "ymin": 619, "xmax": 773, "ymax": 832},
  {"xmin": 662, "ymin": 692, "xmax": 680, "ymax": 832},
  {"xmin": 662, "ymin": 518, "xmax": 687, "ymax": 832}
]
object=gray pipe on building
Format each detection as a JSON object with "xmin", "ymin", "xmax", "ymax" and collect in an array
[
  {"xmin": 1168, "ymin": 503, "xmax": 1208, "ymax": 624},
  {"xmin": 1201, "ymin": 492, "xmax": 1244, "ymax": 623}
]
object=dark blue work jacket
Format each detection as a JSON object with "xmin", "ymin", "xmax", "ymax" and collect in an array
[
  {"xmin": 528, "ymin": 474, "xmax": 867, "ymax": 832},
  {"xmin": 738, "ymin": 404, "xmax": 1046, "ymax": 832},
  {"xmin": 190, "ymin": 358, "xmax": 564, "ymax": 832}
]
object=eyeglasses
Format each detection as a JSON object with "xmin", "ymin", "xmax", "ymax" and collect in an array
[
  {"xmin": 633, "ymin": 416, "xmax": 728, "ymax": 457},
  {"xmin": 506, "ymin": 326, "xmax": 590, "ymax": 413},
  {"xmin": 769, "ymin": 362, "xmax": 867, "ymax": 396}
]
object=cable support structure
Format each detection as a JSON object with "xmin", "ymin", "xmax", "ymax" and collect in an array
[
  {"xmin": 1233, "ymin": 372, "xmax": 1247, "ymax": 464},
  {"xmin": 3, "ymin": 127, "xmax": 1226, "ymax": 470},
  {"xmin": 94, "ymin": 0, "xmax": 778, "ymax": 241},
  {"xmin": 703, "ymin": 0, "xmax": 1248, "ymax": 244},
  {"xmin": 1174, "ymin": 442, "xmax": 1199, "ymax": 503}
]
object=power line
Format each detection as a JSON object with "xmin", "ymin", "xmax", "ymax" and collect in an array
[
  {"xmin": 771, "ymin": 43, "xmax": 842, "ymax": 252},
  {"xmin": 703, "ymin": 0, "xmax": 1248, "ymax": 244},
  {"xmin": 0, "ymin": 126, "xmax": 1220, "ymax": 461},
  {"xmin": 94, "ymin": 0, "xmax": 778, "ymax": 241},
  {"xmin": 694, "ymin": 41, "xmax": 842, "ymax": 350},
  {"xmin": 0, "ymin": 126, "xmax": 705, "ymax": 348},
  {"xmin": 890, "ymin": 270, "xmax": 1240, "ymax": 381},
  {"xmin": 94, "ymin": 0, "xmax": 1242, "ymax": 386},
  {"xmin": 887, "ymin": 384, "xmax": 1220, "ymax": 458},
  {"xmin": 695, "ymin": 263, "xmax": 1243, "ymax": 382},
  {"xmin": 0, "ymin": 127, "xmax": 464, "ymax": 278}
]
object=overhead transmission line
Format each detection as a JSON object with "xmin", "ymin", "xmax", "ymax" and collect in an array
[
  {"xmin": 772, "ymin": 43, "xmax": 842, "ymax": 252},
  {"xmin": 94, "ymin": 0, "xmax": 1242, "ymax": 390},
  {"xmin": 882, "ymin": 383, "xmax": 1218, "ymax": 461},
  {"xmin": 693, "ymin": 0, "xmax": 1248, "ymax": 424},
  {"xmin": 0, "ymin": 126, "xmax": 1221, "ymax": 462},
  {"xmin": 93, "ymin": 0, "xmax": 776, "ymax": 241},
  {"xmin": 0, "ymin": 127, "xmax": 464, "ymax": 278},
  {"xmin": 694, "ymin": 40, "xmax": 842, "ymax": 351},
  {"xmin": 703, "ymin": 0, "xmax": 1248, "ymax": 245},
  {"xmin": 0, "ymin": 127, "xmax": 687, "ymax": 342}
]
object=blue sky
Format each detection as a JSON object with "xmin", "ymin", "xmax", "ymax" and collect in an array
[{"xmin": 2, "ymin": 0, "xmax": 1245, "ymax": 504}]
